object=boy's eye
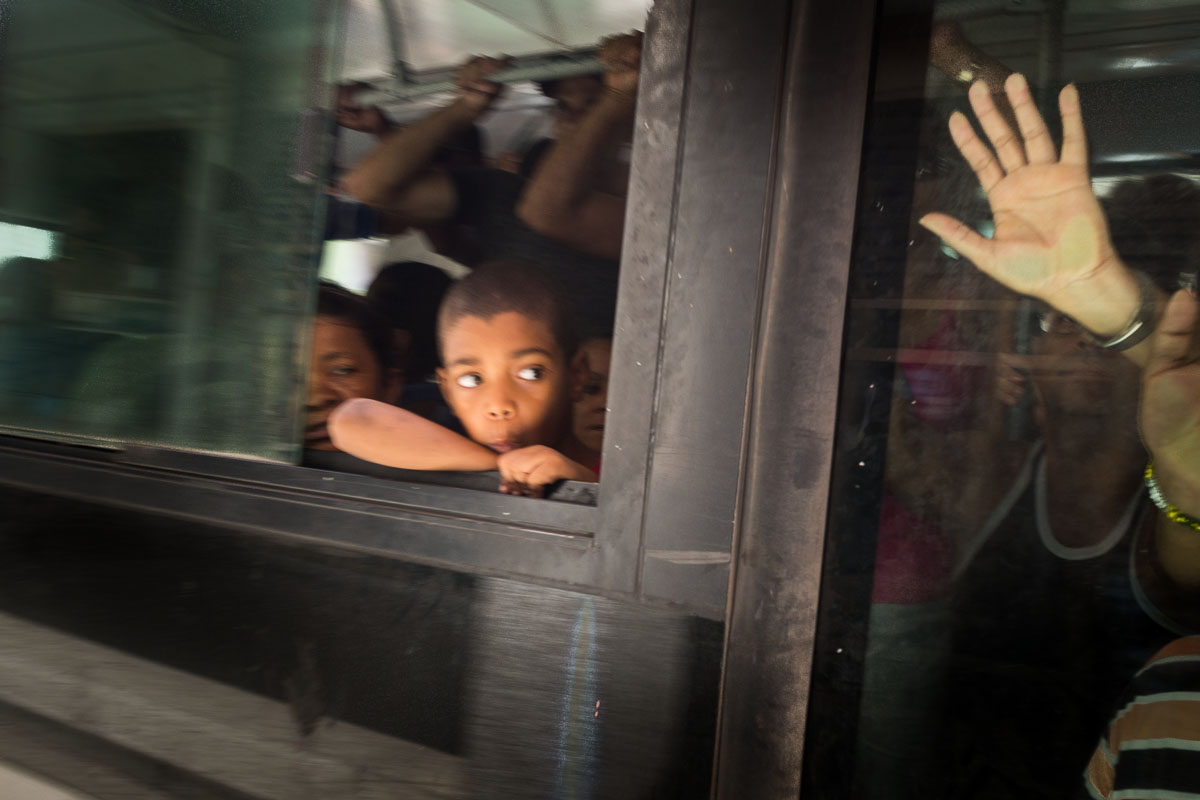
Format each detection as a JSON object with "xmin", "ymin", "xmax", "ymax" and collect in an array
[
  {"xmin": 516, "ymin": 366, "xmax": 545, "ymax": 381},
  {"xmin": 455, "ymin": 373, "xmax": 482, "ymax": 388},
  {"xmin": 582, "ymin": 383, "xmax": 602, "ymax": 396},
  {"xmin": 330, "ymin": 365, "xmax": 358, "ymax": 377}
]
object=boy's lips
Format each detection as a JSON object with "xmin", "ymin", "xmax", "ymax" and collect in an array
[
  {"xmin": 488, "ymin": 440, "xmax": 519, "ymax": 453},
  {"xmin": 304, "ymin": 422, "xmax": 330, "ymax": 442}
]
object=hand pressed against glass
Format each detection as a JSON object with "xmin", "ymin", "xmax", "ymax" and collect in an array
[{"xmin": 919, "ymin": 73, "xmax": 1148, "ymax": 356}]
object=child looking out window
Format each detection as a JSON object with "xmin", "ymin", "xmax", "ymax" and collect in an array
[{"xmin": 328, "ymin": 260, "xmax": 598, "ymax": 495}]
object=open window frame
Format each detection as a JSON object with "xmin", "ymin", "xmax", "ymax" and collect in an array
[{"xmin": 0, "ymin": 0, "xmax": 808, "ymax": 621}]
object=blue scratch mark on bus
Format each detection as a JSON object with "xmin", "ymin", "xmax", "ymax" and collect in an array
[{"xmin": 554, "ymin": 597, "xmax": 599, "ymax": 799}]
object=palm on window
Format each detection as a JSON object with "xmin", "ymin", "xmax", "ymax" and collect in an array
[{"xmin": 920, "ymin": 73, "xmax": 1145, "ymax": 348}]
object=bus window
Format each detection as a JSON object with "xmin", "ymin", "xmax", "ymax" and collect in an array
[
  {"xmin": 307, "ymin": 3, "xmax": 646, "ymax": 498},
  {"xmin": 805, "ymin": 4, "xmax": 1200, "ymax": 798},
  {"xmin": 0, "ymin": 0, "xmax": 331, "ymax": 461}
]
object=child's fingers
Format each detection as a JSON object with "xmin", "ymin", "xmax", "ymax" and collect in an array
[
  {"xmin": 1058, "ymin": 84, "xmax": 1089, "ymax": 166},
  {"xmin": 919, "ymin": 213, "xmax": 995, "ymax": 272},
  {"xmin": 524, "ymin": 461, "xmax": 566, "ymax": 488},
  {"xmin": 968, "ymin": 80, "xmax": 1026, "ymax": 174},
  {"xmin": 1145, "ymin": 290, "xmax": 1199, "ymax": 379},
  {"xmin": 949, "ymin": 111, "xmax": 1005, "ymax": 194},
  {"xmin": 1006, "ymin": 73, "xmax": 1056, "ymax": 165}
]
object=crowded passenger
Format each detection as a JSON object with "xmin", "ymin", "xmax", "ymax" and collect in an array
[
  {"xmin": 340, "ymin": 33, "xmax": 641, "ymax": 340},
  {"xmin": 917, "ymin": 73, "xmax": 1200, "ymax": 797},
  {"xmin": 1086, "ymin": 287, "xmax": 1200, "ymax": 799},
  {"xmin": 328, "ymin": 260, "xmax": 599, "ymax": 495},
  {"xmin": 515, "ymin": 33, "xmax": 640, "ymax": 262},
  {"xmin": 561, "ymin": 337, "xmax": 612, "ymax": 475},
  {"xmin": 305, "ymin": 282, "xmax": 403, "ymax": 452}
]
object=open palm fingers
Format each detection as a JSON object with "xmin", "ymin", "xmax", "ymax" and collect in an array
[
  {"xmin": 1006, "ymin": 73, "xmax": 1057, "ymax": 165},
  {"xmin": 968, "ymin": 80, "xmax": 1026, "ymax": 173}
]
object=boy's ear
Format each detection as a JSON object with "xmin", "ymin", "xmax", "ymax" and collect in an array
[{"xmin": 569, "ymin": 349, "xmax": 590, "ymax": 402}]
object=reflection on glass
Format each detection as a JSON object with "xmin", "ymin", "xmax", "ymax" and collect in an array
[
  {"xmin": 314, "ymin": 20, "xmax": 644, "ymax": 495},
  {"xmin": 0, "ymin": 0, "xmax": 331, "ymax": 460},
  {"xmin": 809, "ymin": 5, "xmax": 1200, "ymax": 799}
]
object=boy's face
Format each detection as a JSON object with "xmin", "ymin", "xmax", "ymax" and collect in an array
[{"xmin": 438, "ymin": 311, "xmax": 571, "ymax": 453}]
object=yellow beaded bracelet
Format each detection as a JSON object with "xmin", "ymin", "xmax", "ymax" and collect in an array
[{"xmin": 1145, "ymin": 462, "xmax": 1200, "ymax": 533}]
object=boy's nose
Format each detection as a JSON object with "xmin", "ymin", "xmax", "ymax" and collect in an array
[{"xmin": 484, "ymin": 389, "xmax": 516, "ymax": 420}]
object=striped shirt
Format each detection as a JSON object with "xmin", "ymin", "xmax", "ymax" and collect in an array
[{"xmin": 1086, "ymin": 636, "xmax": 1200, "ymax": 800}]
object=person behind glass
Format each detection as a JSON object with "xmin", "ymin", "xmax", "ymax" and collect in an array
[
  {"xmin": 305, "ymin": 282, "xmax": 403, "ymax": 452},
  {"xmin": 918, "ymin": 74, "xmax": 1200, "ymax": 796},
  {"xmin": 328, "ymin": 260, "xmax": 598, "ymax": 495},
  {"xmin": 339, "ymin": 34, "xmax": 640, "ymax": 337},
  {"xmin": 920, "ymin": 74, "xmax": 1200, "ymax": 590},
  {"xmin": 1085, "ymin": 289, "xmax": 1200, "ymax": 799}
]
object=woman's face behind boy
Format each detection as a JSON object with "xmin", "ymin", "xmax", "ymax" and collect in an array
[{"xmin": 438, "ymin": 311, "xmax": 572, "ymax": 453}]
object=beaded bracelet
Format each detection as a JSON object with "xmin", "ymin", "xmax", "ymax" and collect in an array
[{"xmin": 1145, "ymin": 462, "xmax": 1200, "ymax": 533}]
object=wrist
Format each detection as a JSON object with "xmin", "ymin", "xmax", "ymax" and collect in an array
[
  {"xmin": 1055, "ymin": 256, "xmax": 1144, "ymax": 338},
  {"xmin": 1154, "ymin": 458, "xmax": 1200, "ymax": 520}
]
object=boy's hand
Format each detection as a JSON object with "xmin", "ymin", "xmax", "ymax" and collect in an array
[
  {"xmin": 455, "ymin": 55, "xmax": 512, "ymax": 114},
  {"xmin": 497, "ymin": 445, "xmax": 598, "ymax": 497},
  {"xmin": 598, "ymin": 31, "xmax": 642, "ymax": 97},
  {"xmin": 1141, "ymin": 289, "xmax": 1200, "ymax": 515},
  {"xmin": 919, "ymin": 74, "xmax": 1136, "ymax": 335}
]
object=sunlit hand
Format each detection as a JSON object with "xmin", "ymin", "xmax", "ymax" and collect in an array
[
  {"xmin": 455, "ymin": 55, "xmax": 512, "ymax": 113},
  {"xmin": 919, "ymin": 74, "xmax": 1126, "ymax": 318},
  {"xmin": 598, "ymin": 31, "xmax": 642, "ymax": 97},
  {"xmin": 497, "ymin": 445, "xmax": 598, "ymax": 497},
  {"xmin": 1141, "ymin": 289, "xmax": 1200, "ymax": 513}
]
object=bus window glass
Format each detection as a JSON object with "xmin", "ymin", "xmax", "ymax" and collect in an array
[
  {"xmin": 308, "ymin": 1, "xmax": 646, "ymax": 497},
  {"xmin": 0, "ymin": 0, "xmax": 331, "ymax": 460},
  {"xmin": 805, "ymin": 3, "xmax": 1200, "ymax": 798}
]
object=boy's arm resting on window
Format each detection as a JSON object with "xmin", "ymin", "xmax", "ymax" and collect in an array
[
  {"xmin": 328, "ymin": 398, "xmax": 500, "ymax": 472},
  {"xmin": 497, "ymin": 445, "xmax": 598, "ymax": 496},
  {"xmin": 516, "ymin": 34, "xmax": 640, "ymax": 261},
  {"xmin": 1142, "ymin": 290, "xmax": 1200, "ymax": 589}
]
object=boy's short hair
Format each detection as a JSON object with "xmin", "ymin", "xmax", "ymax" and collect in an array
[
  {"xmin": 437, "ymin": 260, "xmax": 577, "ymax": 364},
  {"xmin": 317, "ymin": 281, "xmax": 398, "ymax": 373}
]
